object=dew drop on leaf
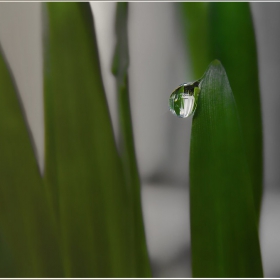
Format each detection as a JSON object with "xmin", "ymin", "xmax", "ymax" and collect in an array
[{"xmin": 169, "ymin": 80, "xmax": 201, "ymax": 118}]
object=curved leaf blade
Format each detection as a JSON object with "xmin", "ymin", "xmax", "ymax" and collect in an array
[
  {"xmin": 112, "ymin": 3, "xmax": 151, "ymax": 277},
  {"xmin": 190, "ymin": 60, "xmax": 263, "ymax": 277},
  {"xmin": 0, "ymin": 47, "xmax": 62, "ymax": 277}
]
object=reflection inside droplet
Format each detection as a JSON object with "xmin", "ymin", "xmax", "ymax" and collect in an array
[{"xmin": 169, "ymin": 80, "xmax": 200, "ymax": 118}]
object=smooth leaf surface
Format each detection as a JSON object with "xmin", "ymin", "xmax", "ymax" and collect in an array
[
  {"xmin": 209, "ymin": 3, "xmax": 263, "ymax": 220},
  {"xmin": 181, "ymin": 3, "xmax": 262, "ymax": 221},
  {"xmin": 112, "ymin": 3, "xmax": 151, "ymax": 277},
  {"xmin": 44, "ymin": 3, "xmax": 130, "ymax": 277},
  {"xmin": 190, "ymin": 60, "xmax": 263, "ymax": 277},
  {"xmin": 0, "ymin": 47, "xmax": 62, "ymax": 277}
]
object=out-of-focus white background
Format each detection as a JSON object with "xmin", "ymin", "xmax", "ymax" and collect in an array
[{"xmin": 0, "ymin": 2, "xmax": 279, "ymax": 277}]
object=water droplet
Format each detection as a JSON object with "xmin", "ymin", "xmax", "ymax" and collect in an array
[{"xmin": 169, "ymin": 80, "xmax": 201, "ymax": 118}]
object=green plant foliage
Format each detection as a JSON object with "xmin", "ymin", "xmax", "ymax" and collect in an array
[
  {"xmin": 44, "ymin": 3, "xmax": 131, "ymax": 277},
  {"xmin": 0, "ymin": 47, "xmax": 62, "ymax": 277},
  {"xmin": 112, "ymin": 3, "xmax": 151, "ymax": 277},
  {"xmin": 190, "ymin": 60, "xmax": 263, "ymax": 277},
  {"xmin": 181, "ymin": 2, "xmax": 263, "ymax": 221},
  {"xmin": 0, "ymin": 2, "xmax": 265, "ymax": 278},
  {"xmin": 180, "ymin": 3, "xmax": 210, "ymax": 79},
  {"xmin": 209, "ymin": 3, "xmax": 263, "ymax": 221}
]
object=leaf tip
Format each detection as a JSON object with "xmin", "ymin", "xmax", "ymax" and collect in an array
[
  {"xmin": 202, "ymin": 59, "xmax": 226, "ymax": 82},
  {"xmin": 211, "ymin": 59, "xmax": 221, "ymax": 65},
  {"xmin": 208, "ymin": 59, "xmax": 223, "ymax": 71}
]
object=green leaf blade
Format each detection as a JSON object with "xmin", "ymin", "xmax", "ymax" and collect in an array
[
  {"xmin": 44, "ymin": 3, "xmax": 130, "ymax": 277},
  {"xmin": 0, "ymin": 47, "xmax": 62, "ymax": 277},
  {"xmin": 190, "ymin": 60, "xmax": 263, "ymax": 277},
  {"xmin": 112, "ymin": 3, "xmax": 151, "ymax": 278},
  {"xmin": 209, "ymin": 3, "xmax": 263, "ymax": 220}
]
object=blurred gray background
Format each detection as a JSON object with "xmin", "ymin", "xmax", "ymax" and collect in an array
[{"xmin": 0, "ymin": 2, "xmax": 279, "ymax": 277}]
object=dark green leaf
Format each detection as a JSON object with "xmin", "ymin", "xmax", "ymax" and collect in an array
[
  {"xmin": 44, "ymin": 3, "xmax": 130, "ymax": 277},
  {"xmin": 209, "ymin": 3, "xmax": 263, "ymax": 220},
  {"xmin": 180, "ymin": 3, "xmax": 262, "ymax": 221},
  {"xmin": 112, "ymin": 3, "xmax": 151, "ymax": 277},
  {"xmin": 190, "ymin": 60, "xmax": 263, "ymax": 277},
  {"xmin": 0, "ymin": 46, "xmax": 62, "ymax": 277}
]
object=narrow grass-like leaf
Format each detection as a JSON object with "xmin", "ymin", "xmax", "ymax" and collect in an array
[
  {"xmin": 0, "ymin": 47, "xmax": 62, "ymax": 277},
  {"xmin": 209, "ymin": 3, "xmax": 262, "ymax": 220},
  {"xmin": 190, "ymin": 60, "xmax": 263, "ymax": 277},
  {"xmin": 112, "ymin": 3, "xmax": 151, "ymax": 277},
  {"xmin": 44, "ymin": 3, "xmax": 130, "ymax": 277}
]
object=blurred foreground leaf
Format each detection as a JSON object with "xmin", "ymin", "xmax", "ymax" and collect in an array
[
  {"xmin": 112, "ymin": 3, "xmax": 151, "ymax": 277},
  {"xmin": 0, "ymin": 47, "xmax": 62, "ymax": 277},
  {"xmin": 190, "ymin": 60, "xmax": 263, "ymax": 277},
  {"xmin": 44, "ymin": 3, "xmax": 130, "ymax": 277},
  {"xmin": 209, "ymin": 2, "xmax": 263, "ymax": 222}
]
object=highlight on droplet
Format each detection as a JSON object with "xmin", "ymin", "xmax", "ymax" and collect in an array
[{"xmin": 169, "ymin": 80, "xmax": 200, "ymax": 118}]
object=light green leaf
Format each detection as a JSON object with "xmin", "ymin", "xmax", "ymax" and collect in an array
[{"xmin": 190, "ymin": 60, "xmax": 263, "ymax": 277}]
